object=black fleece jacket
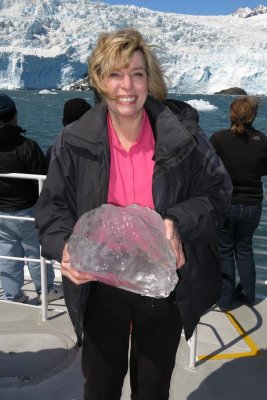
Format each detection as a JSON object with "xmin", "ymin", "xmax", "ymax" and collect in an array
[
  {"xmin": 0, "ymin": 125, "xmax": 47, "ymax": 211},
  {"xmin": 210, "ymin": 127, "xmax": 267, "ymax": 205},
  {"xmin": 36, "ymin": 97, "xmax": 232, "ymax": 343}
]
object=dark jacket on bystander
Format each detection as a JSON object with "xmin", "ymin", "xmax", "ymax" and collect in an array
[{"xmin": 0, "ymin": 125, "xmax": 47, "ymax": 211}]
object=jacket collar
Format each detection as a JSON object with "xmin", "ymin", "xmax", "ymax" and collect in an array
[
  {"xmin": 63, "ymin": 101, "xmax": 108, "ymax": 155},
  {"xmin": 144, "ymin": 96, "xmax": 197, "ymax": 161},
  {"xmin": 63, "ymin": 96, "xmax": 197, "ymax": 159}
]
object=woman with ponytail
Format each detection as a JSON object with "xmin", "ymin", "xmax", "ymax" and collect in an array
[{"xmin": 210, "ymin": 96, "xmax": 267, "ymax": 310}]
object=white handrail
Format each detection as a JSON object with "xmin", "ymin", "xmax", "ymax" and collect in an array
[
  {"xmin": 0, "ymin": 172, "xmax": 49, "ymax": 322},
  {"xmin": 0, "ymin": 172, "xmax": 47, "ymax": 180}
]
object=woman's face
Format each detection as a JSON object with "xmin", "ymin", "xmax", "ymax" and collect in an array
[{"xmin": 103, "ymin": 50, "xmax": 148, "ymax": 121}]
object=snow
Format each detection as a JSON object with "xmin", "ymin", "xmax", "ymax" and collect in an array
[
  {"xmin": 185, "ymin": 99, "xmax": 218, "ymax": 111},
  {"xmin": 0, "ymin": 0, "xmax": 266, "ymax": 94},
  {"xmin": 38, "ymin": 89, "xmax": 57, "ymax": 94}
]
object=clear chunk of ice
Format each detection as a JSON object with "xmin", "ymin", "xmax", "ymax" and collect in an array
[{"xmin": 68, "ymin": 204, "xmax": 178, "ymax": 298}]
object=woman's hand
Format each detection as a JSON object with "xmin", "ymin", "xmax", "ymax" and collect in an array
[
  {"xmin": 164, "ymin": 219, "xmax": 185, "ymax": 269},
  {"xmin": 61, "ymin": 243, "xmax": 96, "ymax": 285}
]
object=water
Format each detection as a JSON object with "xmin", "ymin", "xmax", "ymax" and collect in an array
[
  {"xmin": 2, "ymin": 89, "xmax": 267, "ymax": 296},
  {"xmin": 2, "ymin": 90, "xmax": 95, "ymax": 153},
  {"xmin": 3, "ymin": 90, "xmax": 267, "ymax": 153}
]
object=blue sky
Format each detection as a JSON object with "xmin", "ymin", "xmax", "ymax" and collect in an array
[{"xmin": 101, "ymin": 1, "xmax": 266, "ymax": 15}]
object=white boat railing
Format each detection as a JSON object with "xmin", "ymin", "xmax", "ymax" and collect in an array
[{"xmin": 1, "ymin": 173, "xmax": 267, "ymax": 369}]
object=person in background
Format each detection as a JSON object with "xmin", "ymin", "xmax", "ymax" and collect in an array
[
  {"xmin": 0, "ymin": 93, "xmax": 63, "ymax": 304},
  {"xmin": 36, "ymin": 29, "xmax": 231, "ymax": 400},
  {"xmin": 45, "ymin": 97, "xmax": 91, "ymax": 165},
  {"xmin": 210, "ymin": 96, "xmax": 267, "ymax": 311}
]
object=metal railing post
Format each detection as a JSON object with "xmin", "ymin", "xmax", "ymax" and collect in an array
[
  {"xmin": 188, "ymin": 326, "xmax": 197, "ymax": 369},
  {"xmin": 40, "ymin": 255, "xmax": 48, "ymax": 321},
  {"xmin": 38, "ymin": 176, "xmax": 48, "ymax": 322}
]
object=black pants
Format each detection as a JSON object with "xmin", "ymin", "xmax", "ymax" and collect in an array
[{"xmin": 82, "ymin": 282, "xmax": 182, "ymax": 400}]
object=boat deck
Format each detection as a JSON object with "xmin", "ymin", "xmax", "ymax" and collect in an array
[{"xmin": 0, "ymin": 274, "xmax": 266, "ymax": 400}]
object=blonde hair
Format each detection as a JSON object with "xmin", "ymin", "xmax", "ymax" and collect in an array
[
  {"xmin": 230, "ymin": 96, "xmax": 259, "ymax": 135},
  {"xmin": 88, "ymin": 29, "xmax": 167, "ymax": 101}
]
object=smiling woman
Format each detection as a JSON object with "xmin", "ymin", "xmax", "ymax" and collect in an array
[
  {"xmin": 88, "ymin": 30, "xmax": 166, "ymax": 149},
  {"xmin": 89, "ymin": 29, "xmax": 167, "ymax": 101},
  {"xmin": 101, "ymin": 51, "xmax": 149, "ymax": 148},
  {"xmin": 35, "ymin": 28, "xmax": 232, "ymax": 400}
]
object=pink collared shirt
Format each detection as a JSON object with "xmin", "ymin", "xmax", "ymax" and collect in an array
[{"xmin": 107, "ymin": 111, "xmax": 155, "ymax": 209}]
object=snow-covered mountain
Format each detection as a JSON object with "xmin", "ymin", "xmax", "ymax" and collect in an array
[{"xmin": 0, "ymin": 0, "xmax": 267, "ymax": 94}]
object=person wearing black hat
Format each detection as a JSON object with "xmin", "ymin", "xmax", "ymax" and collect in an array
[
  {"xmin": 46, "ymin": 97, "xmax": 91, "ymax": 165},
  {"xmin": 0, "ymin": 94, "xmax": 17, "ymax": 128},
  {"xmin": 0, "ymin": 93, "xmax": 63, "ymax": 303},
  {"xmin": 62, "ymin": 97, "xmax": 91, "ymax": 126}
]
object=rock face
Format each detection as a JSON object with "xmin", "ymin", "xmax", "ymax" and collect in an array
[
  {"xmin": 68, "ymin": 204, "xmax": 178, "ymax": 298},
  {"xmin": 63, "ymin": 76, "xmax": 90, "ymax": 91},
  {"xmin": 214, "ymin": 87, "xmax": 248, "ymax": 95}
]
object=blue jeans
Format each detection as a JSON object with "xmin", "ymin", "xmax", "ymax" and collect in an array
[
  {"xmin": 217, "ymin": 203, "xmax": 262, "ymax": 309},
  {"xmin": 0, "ymin": 206, "xmax": 55, "ymax": 300}
]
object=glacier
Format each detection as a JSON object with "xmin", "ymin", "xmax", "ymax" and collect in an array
[{"xmin": 0, "ymin": 0, "xmax": 267, "ymax": 94}]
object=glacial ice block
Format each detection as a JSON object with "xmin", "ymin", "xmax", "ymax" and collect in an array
[{"xmin": 68, "ymin": 204, "xmax": 178, "ymax": 298}]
